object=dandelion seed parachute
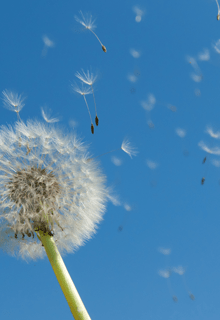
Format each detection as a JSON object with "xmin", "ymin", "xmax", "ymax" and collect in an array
[
  {"xmin": 0, "ymin": 120, "xmax": 109, "ymax": 261},
  {"xmin": 75, "ymin": 11, "xmax": 107, "ymax": 52}
]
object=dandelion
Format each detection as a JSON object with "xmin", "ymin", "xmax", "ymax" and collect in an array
[
  {"xmin": 215, "ymin": 0, "xmax": 220, "ymax": 20},
  {"xmin": 75, "ymin": 11, "xmax": 107, "ymax": 52},
  {"xmin": 75, "ymin": 69, "xmax": 99, "ymax": 125},
  {"xmin": 41, "ymin": 107, "xmax": 60, "ymax": 123},
  {"xmin": 2, "ymin": 90, "xmax": 26, "ymax": 119},
  {"xmin": 0, "ymin": 119, "xmax": 110, "ymax": 319},
  {"xmin": 72, "ymin": 83, "xmax": 94, "ymax": 134}
]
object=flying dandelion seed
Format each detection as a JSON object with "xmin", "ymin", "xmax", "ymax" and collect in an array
[
  {"xmin": 198, "ymin": 141, "xmax": 220, "ymax": 155},
  {"xmin": 215, "ymin": 0, "xmax": 220, "ymax": 20},
  {"xmin": 75, "ymin": 69, "xmax": 99, "ymax": 126},
  {"xmin": 212, "ymin": 159, "xmax": 220, "ymax": 167},
  {"xmin": 87, "ymin": 138, "xmax": 138, "ymax": 161},
  {"xmin": 130, "ymin": 48, "xmax": 141, "ymax": 58},
  {"xmin": 198, "ymin": 48, "xmax": 210, "ymax": 61},
  {"xmin": 2, "ymin": 90, "xmax": 26, "ymax": 120},
  {"xmin": 111, "ymin": 156, "xmax": 122, "ymax": 166},
  {"xmin": 172, "ymin": 266, "xmax": 195, "ymax": 300},
  {"xmin": 72, "ymin": 83, "xmax": 94, "ymax": 134},
  {"xmin": 213, "ymin": 39, "xmax": 220, "ymax": 54},
  {"xmin": 206, "ymin": 127, "xmax": 220, "ymax": 139},
  {"xmin": 41, "ymin": 107, "xmax": 60, "ymax": 123},
  {"xmin": 121, "ymin": 139, "xmax": 138, "ymax": 158},
  {"xmin": 158, "ymin": 268, "xmax": 178, "ymax": 302},
  {"xmin": 140, "ymin": 93, "xmax": 156, "ymax": 111},
  {"xmin": 132, "ymin": 6, "xmax": 145, "ymax": 22},
  {"xmin": 158, "ymin": 247, "xmax": 171, "ymax": 255},
  {"xmin": 176, "ymin": 128, "xmax": 186, "ymax": 138},
  {"xmin": 42, "ymin": 35, "xmax": 55, "ymax": 56},
  {"xmin": 75, "ymin": 11, "xmax": 107, "ymax": 52},
  {"xmin": 146, "ymin": 160, "xmax": 158, "ymax": 170},
  {"xmin": 147, "ymin": 120, "xmax": 154, "ymax": 129}
]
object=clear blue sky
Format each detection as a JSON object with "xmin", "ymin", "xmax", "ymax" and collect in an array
[{"xmin": 1, "ymin": 0, "xmax": 220, "ymax": 319}]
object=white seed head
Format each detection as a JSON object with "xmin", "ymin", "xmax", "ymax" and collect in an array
[
  {"xmin": 172, "ymin": 266, "xmax": 185, "ymax": 276},
  {"xmin": 72, "ymin": 83, "xmax": 93, "ymax": 96},
  {"xmin": 42, "ymin": 35, "xmax": 55, "ymax": 48},
  {"xmin": 206, "ymin": 126, "xmax": 220, "ymax": 139},
  {"xmin": 121, "ymin": 139, "xmax": 138, "ymax": 158},
  {"xmin": 74, "ymin": 11, "xmax": 96, "ymax": 31},
  {"xmin": 75, "ymin": 69, "xmax": 98, "ymax": 86},
  {"xmin": 0, "ymin": 120, "xmax": 109, "ymax": 261},
  {"xmin": 158, "ymin": 269, "xmax": 171, "ymax": 278},
  {"xmin": 2, "ymin": 90, "xmax": 26, "ymax": 113},
  {"xmin": 41, "ymin": 107, "xmax": 60, "ymax": 123},
  {"xmin": 158, "ymin": 247, "xmax": 171, "ymax": 255},
  {"xmin": 198, "ymin": 141, "xmax": 220, "ymax": 155}
]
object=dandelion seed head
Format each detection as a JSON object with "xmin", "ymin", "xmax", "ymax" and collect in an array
[
  {"xmin": 172, "ymin": 266, "xmax": 185, "ymax": 275},
  {"xmin": 41, "ymin": 107, "xmax": 60, "ymax": 123},
  {"xmin": 198, "ymin": 48, "xmax": 210, "ymax": 61},
  {"xmin": 212, "ymin": 159, "xmax": 220, "ymax": 167},
  {"xmin": 146, "ymin": 160, "xmax": 158, "ymax": 170},
  {"xmin": 198, "ymin": 141, "xmax": 220, "ymax": 155},
  {"xmin": 158, "ymin": 247, "xmax": 171, "ymax": 255},
  {"xmin": 206, "ymin": 127, "xmax": 220, "ymax": 139},
  {"xmin": 130, "ymin": 48, "xmax": 141, "ymax": 58},
  {"xmin": 121, "ymin": 139, "xmax": 138, "ymax": 158},
  {"xmin": 75, "ymin": 69, "xmax": 98, "ymax": 86},
  {"xmin": 124, "ymin": 203, "xmax": 132, "ymax": 211},
  {"xmin": 72, "ymin": 83, "xmax": 92, "ymax": 96},
  {"xmin": 176, "ymin": 128, "xmax": 186, "ymax": 138},
  {"xmin": 111, "ymin": 156, "xmax": 122, "ymax": 166},
  {"xmin": 158, "ymin": 269, "xmax": 171, "ymax": 278},
  {"xmin": 127, "ymin": 74, "xmax": 138, "ymax": 83},
  {"xmin": 75, "ymin": 11, "xmax": 96, "ymax": 31},
  {"xmin": 42, "ymin": 35, "xmax": 55, "ymax": 48},
  {"xmin": 213, "ymin": 39, "xmax": 220, "ymax": 54},
  {"xmin": 0, "ymin": 120, "xmax": 109, "ymax": 261},
  {"xmin": 2, "ymin": 90, "xmax": 26, "ymax": 114}
]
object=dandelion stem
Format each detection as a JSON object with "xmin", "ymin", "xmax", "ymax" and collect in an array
[
  {"xmin": 89, "ymin": 29, "xmax": 103, "ymax": 46},
  {"xmin": 83, "ymin": 95, "xmax": 93, "ymax": 125},
  {"xmin": 38, "ymin": 230, "xmax": 91, "ymax": 320},
  {"xmin": 91, "ymin": 85, "xmax": 97, "ymax": 116}
]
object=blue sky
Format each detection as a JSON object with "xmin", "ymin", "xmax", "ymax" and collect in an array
[{"xmin": 1, "ymin": 0, "xmax": 220, "ymax": 319}]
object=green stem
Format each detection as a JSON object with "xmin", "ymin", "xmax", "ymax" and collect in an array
[{"xmin": 38, "ymin": 230, "xmax": 91, "ymax": 320}]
